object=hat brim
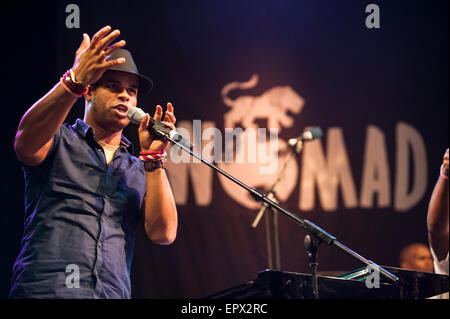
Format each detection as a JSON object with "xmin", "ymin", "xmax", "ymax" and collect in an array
[
  {"xmin": 107, "ymin": 69, "xmax": 153, "ymax": 95},
  {"xmin": 104, "ymin": 47, "xmax": 154, "ymax": 95},
  {"xmin": 136, "ymin": 72, "xmax": 153, "ymax": 95}
]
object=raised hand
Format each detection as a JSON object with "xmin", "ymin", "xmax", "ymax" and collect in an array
[
  {"xmin": 71, "ymin": 26, "xmax": 126, "ymax": 86},
  {"xmin": 138, "ymin": 103, "xmax": 177, "ymax": 152}
]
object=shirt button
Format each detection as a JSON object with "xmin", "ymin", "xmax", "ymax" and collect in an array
[
  {"xmin": 98, "ymin": 242, "xmax": 102, "ymax": 248},
  {"xmin": 101, "ymin": 217, "xmax": 107, "ymax": 223},
  {"xmin": 94, "ymin": 269, "xmax": 99, "ymax": 276},
  {"xmin": 104, "ymin": 194, "xmax": 109, "ymax": 201}
]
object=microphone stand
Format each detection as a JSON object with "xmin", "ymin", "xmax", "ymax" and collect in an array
[
  {"xmin": 251, "ymin": 138, "xmax": 305, "ymax": 271},
  {"xmin": 162, "ymin": 132, "xmax": 400, "ymax": 297},
  {"xmin": 304, "ymin": 234, "xmax": 320, "ymax": 299}
]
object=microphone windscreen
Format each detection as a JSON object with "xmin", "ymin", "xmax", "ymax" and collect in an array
[{"xmin": 126, "ymin": 107, "xmax": 146, "ymax": 124}]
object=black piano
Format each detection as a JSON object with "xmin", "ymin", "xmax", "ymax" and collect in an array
[{"xmin": 206, "ymin": 267, "xmax": 449, "ymax": 299}]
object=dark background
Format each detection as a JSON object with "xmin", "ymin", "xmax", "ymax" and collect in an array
[{"xmin": 0, "ymin": 0, "xmax": 448, "ymax": 299}]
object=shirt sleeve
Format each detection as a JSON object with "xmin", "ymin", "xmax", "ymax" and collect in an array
[
  {"xmin": 430, "ymin": 246, "xmax": 449, "ymax": 275},
  {"xmin": 18, "ymin": 125, "xmax": 63, "ymax": 169}
]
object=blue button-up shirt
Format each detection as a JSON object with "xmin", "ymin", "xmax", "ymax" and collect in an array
[{"xmin": 10, "ymin": 119, "xmax": 146, "ymax": 299}]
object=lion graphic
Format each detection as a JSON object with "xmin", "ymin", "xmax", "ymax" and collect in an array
[
  {"xmin": 218, "ymin": 74, "xmax": 304, "ymax": 209},
  {"xmin": 222, "ymin": 74, "xmax": 304, "ymax": 131}
]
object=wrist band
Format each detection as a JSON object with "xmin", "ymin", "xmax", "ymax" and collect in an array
[
  {"xmin": 440, "ymin": 164, "xmax": 449, "ymax": 180},
  {"xmin": 139, "ymin": 150, "xmax": 168, "ymax": 171},
  {"xmin": 61, "ymin": 69, "xmax": 89, "ymax": 97},
  {"xmin": 140, "ymin": 150, "xmax": 166, "ymax": 156},
  {"xmin": 144, "ymin": 159, "xmax": 167, "ymax": 172},
  {"xmin": 138, "ymin": 151, "xmax": 167, "ymax": 162},
  {"xmin": 60, "ymin": 76, "xmax": 82, "ymax": 97}
]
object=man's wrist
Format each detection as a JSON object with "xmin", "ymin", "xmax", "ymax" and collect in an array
[
  {"xmin": 60, "ymin": 69, "xmax": 89, "ymax": 97},
  {"xmin": 144, "ymin": 159, "xmax": 167, "ymax": 172},
  {"xmin": 139, "ymin": 150, "xmax": 168, "ymax": 172},
  {"xmin": 69, "ymin": 69, "xmax": 86, "ymax": 86},
  {"xmin": 139, "ymin": 150, "xmax": 167, "ymax": 161}
]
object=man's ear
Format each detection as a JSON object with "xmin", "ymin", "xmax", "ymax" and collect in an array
[{"xmin": 84, "ymin": 86, "xmax": 94, "ymax": 102}]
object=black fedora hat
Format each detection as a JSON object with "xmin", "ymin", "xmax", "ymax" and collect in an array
[{"xmin": 105, "ymin": 48, "xmax": 153, "ymax": 95}]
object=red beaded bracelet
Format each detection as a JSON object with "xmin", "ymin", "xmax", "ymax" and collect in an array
[
  {"xmin": 60, "ymin": 76, "xmax": 81, "ymax": 97},
  {"xmin": 138, "ymin": 151, "xmax": 167, "ymax": 162},
  {"xmin": 60, "ymin": 69, "xmax": 89, "ymax": 97},
  {"xmin": 140, "ymin": 150, "xmax": 166, "ymax": 156},
  {"xmin": 440, "ymin": 164, "xmax": 449, "ymax": 180}
]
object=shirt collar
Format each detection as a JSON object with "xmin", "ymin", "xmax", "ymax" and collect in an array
[{"xmin": 73, "ymin": 119, "xmax": 134, "ymax": 153}]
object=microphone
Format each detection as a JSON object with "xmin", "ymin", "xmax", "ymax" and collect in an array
[
  {"xmin": 127, "ymin": 107, "xmax": 194, "ymax": 150},
  {"xmin": 288, "ymin": 127, "xmax": 323, "ymax": 146}
]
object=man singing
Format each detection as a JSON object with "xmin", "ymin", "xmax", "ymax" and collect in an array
[{"xmin": 10, "ymin": 26, "xmax": 178, "ymax": 298}]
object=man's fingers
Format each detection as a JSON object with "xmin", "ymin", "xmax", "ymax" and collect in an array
[
  {"xmin": 163, "ymin": 102, "xmax": 176, "ymax": 124},
  {"xmin": 83, "ymin": 33, "xmax": 91, "ymax": 49},
  {"xmin": 101, "ymin": 57, "xmax": 126, "ymax": 69},
  {"xmin": 96, "ymin": 29, "xmax": 121, "ymax": 53},
  {"xmin": 104, "ymin": 40, "xmax": 126, "ymax": 56},
  {"xmin": 153, "ymin": 105, "xmax": 163, "ymax": 121},
  {"xmin": 90, "ymin": 26, "xmax": 112, "ymax": 49},
  {"xmin": 164, "ymin": 111, "xmax": 176, "ymax": 124},
  {"xmin": 162, "ymin": 121, "xmax": 176, "ymax": 130},
  {"xmin": 76, "ymin": 33, "xmax": 90, "ymax": 54},
  {"xmin": 138, "ymin": 114, "xmax": 150, "ymax": 132}
]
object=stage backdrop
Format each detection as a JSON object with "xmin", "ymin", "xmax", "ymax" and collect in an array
[{"xmin": 0, "ymin": 0, "xmax": 448, "ymax": 298}]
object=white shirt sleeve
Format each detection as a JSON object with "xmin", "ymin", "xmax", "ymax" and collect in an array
[
  {"xmin": 430, "ymin": 246, "xmax": 449, "ymax": 275},
  {"xmin": 429, "ymin": 247, "xmax": 449, "ymax": 299}
]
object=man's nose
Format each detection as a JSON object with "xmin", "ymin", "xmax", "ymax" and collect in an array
[{"xmin": 117, "ymin": 88, "xmax": 130, "ymax": 101}]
